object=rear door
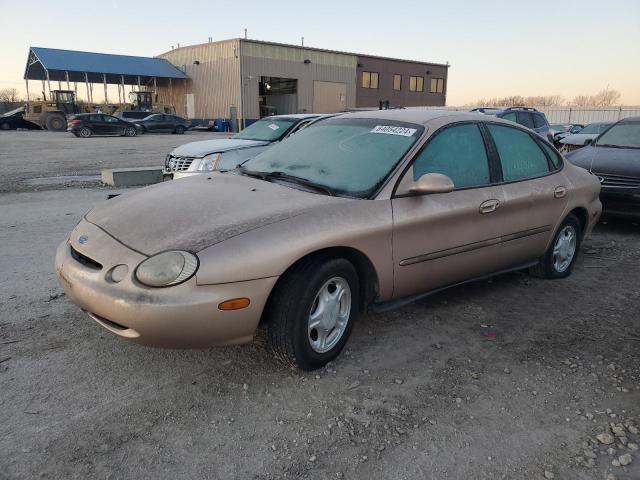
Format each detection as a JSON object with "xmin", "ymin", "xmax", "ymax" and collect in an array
[{"xmin": 485, "ymin": 123, "xmax": 568, "ymax": 261}]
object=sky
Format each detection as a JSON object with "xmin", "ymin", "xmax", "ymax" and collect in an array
[{"xmin": 1, "ymin": 0, "xmax": 639, "ymax": 105}]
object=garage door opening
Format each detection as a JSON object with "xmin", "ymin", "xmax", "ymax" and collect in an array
[{"xmin": 259, "ymin": 76, "xmax": 297, "ymax": 117}]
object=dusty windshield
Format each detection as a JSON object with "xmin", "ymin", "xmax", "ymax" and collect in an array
[
  {"xmin": 580, "ymin": 123, "xmax": 612, "ymax": 134},
  {"xmin": 234, "ymin": 118, "xmax": 296, "ymax": 142},
  {"xmin": 595, "ymin": 122, "xmax": 640, "ymax": 149},
  {"xmin": 242, "ymin": 117, "xmax": 424, "ymax": 197}
]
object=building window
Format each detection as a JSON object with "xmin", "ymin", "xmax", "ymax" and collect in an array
[
  {"xmin": 362, "ymin": 71, "xmax": 379, "ymax": 89},
  {"xmin": 393, "ymin": 74, "xmax": 402, "ymax": 91},
  {"xmin": 409, "ymin": 76, "xmax": 424, "ymax": 92},
  {"xmin": 430, "ymin": 78, "xmax": 445, "ymax": 93}
]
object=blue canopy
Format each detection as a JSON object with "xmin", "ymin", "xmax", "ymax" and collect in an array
[{"xmin": 25, "ymin": 47, "xmax": 188, "ymax": 84}]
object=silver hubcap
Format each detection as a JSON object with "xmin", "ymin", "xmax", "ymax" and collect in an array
[
  {"xmin": 553, "ymin": 225, "xmax": 577, "ymax": 273},
  {"xmin": 80, "ymin": 128, "xmax": 90, "ymax": 137},
  {"xmin": 308, "ymin": 277, "xmax": 351, "ymax": 354}
]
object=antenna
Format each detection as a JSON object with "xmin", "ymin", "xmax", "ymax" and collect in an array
[
  {"xmin": 301, "ymin": 36, "xmax": 305, "ymax": 46},
  {"xmin": 244, "ymin": 28, "xmax": 248, "ymax": 39}
]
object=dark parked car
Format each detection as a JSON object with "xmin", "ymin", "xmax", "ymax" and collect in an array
[
  {"xmin": 566, "ymin": 117, "xmax": 640, "ymax": 219},
  {"xmin": 550, "ymin": 123, "xmax": 585, "ymax": 146},
  {"xmin": 67, "ymin": 113, "xmax": 139, "ymax": 138},
  {"xmin": 493, "ymin": 107, "xmax": 552, "ymax": 141},
  {"xmin": 113, "ymin": 111, "xmax": 157, "ymax": 123},
  {"xmin": 0, "ymin": 107, "xmax": 41, "ymax": 130},
  {"xmin": 135, "ymin": 114, "xmax": 191, "ymax": 134}
]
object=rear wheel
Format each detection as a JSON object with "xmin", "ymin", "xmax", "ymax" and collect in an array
[
  {"xmin": 175, "ymin": 125, "xmax": 185, "ymax": 134},
  {"xmin": 78, "ymin": 127, "xmax": 92, "ymax": 138},
  {"xmin": 266, "ymin": 257, "xmax": 359, "ymax": 370},
  {"xmin": 124, "ymin": 126, "xmax": 137, "ymax": 137},
  {"xmin": 530, "ymin": 214, "xmax": 581, "ymax": 279},
  {"xmin": 44, "ymin": 113, "xmax": 66, "ymax": 132}
]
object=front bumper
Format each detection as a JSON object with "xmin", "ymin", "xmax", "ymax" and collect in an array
[
  {"xmin": 55, "ymin": 220, "xmax": 278, "ymax": 348},
  {"xmin": 600, "ymin": 188, "xmax": 640, "ymax": 219}
]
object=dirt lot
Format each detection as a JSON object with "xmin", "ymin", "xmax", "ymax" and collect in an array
[
  {"xmin": 0, "ymin": 131, "xmax": 639, "ymax": 480},
  {"xmin": 0, "ymin": 129, "xmax": 228, "ymax": 193}
]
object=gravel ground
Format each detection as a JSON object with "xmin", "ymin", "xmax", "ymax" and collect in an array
[
  {"xmin": 0, "ymin": 129, "xmax": 228, "ymax": 193},
  {"xmin": 0, "ymin": 131, "xmax": 639, "ymax": 479}
]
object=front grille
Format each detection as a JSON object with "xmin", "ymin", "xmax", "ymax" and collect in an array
[
  {"xmin": 562, "ymin": 144, "xmax": 581, "ymax": 153},
  {"xmin": 165, "ymin": 155, "xmax": 195, "ymax": 172},
  {"xmin": 595, "ymin": 172, "xmax": 640, "ymax": 188},
  {"xmin": 70, "ymin": 245, "xmax": 103, "ymax": 270}
]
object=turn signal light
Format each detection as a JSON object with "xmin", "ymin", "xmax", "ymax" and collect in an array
[{"xmin": 218, "ymin": 298, "xmax": 250, "ymax": 311}]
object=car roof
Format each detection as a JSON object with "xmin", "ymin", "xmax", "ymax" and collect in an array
[
  {"xmin": 336, "ymin": 109, "xmax": 496, "ymax": 126},
  {"xmin": 261, "ymin": 113, "xmax": 320, "ymax": 121},
  {"xmin": 619, "ymin": 116, "xmax": 640, "ymax": 123}
]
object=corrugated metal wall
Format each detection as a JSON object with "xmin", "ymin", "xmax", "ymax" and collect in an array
[
  {"xmin": 240, "ymin": 40, "xmax": 357, "ymax": 120},
  {"xmin": 157, "ymin": 40, "xmax": 241, "ymax": 119}
]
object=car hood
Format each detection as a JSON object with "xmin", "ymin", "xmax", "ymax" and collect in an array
[
  {"xmin": 85, "ymin": 173, "xmax": 349, "ymax": 255},
  {"xmin": 560, "ymin": 133, "xmax": 599, "ymax": 145},
  {"xmin": 566, "ymin": 145, "xmax": 640, "ymax": 176},
  {"xmin": 170, "ymin": 138, "xmax": 270, "ymax": 158}
]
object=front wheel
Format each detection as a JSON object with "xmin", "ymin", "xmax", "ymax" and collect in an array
[
  {"xmin": 175, "ymin": 125, "xmax": 185, "ymax": 135},
  {"xmin": 78, "ymin": 127, "xmax": 92, "ymax": 138},
  {"xmin": 124, "ymin": 126, "xmax": 137, "ymax": 137},
  {"xmin": 0, "ymin": 122, "xmax": 11, "ymax": 130},
  {"xmin": 530, "ymin": 214, "xmax": 581, "ymax": 279},
  {"xmin": 266, "ymin": 257, "xmax": 359, "ymax": 370}
]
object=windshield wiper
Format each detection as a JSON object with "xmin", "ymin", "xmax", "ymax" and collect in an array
[
  {"xmin": 596, "ymin": 143, "xmax": 634, "ymax": 149},
  {"xmin": 236, "ymin": 166, "xmax": 334, "ymax": 196},
  {"xmin": 265, "ymin": 171, "xmax": 335, "ymax": 196}
]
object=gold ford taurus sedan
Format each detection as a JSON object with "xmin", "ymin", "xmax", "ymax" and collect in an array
[{"xmin": 55, "ymin": 110, "xmax": 601, "ymax": 370}]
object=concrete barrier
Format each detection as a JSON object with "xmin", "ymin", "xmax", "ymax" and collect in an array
[{"xmin": 101, "ymin": 167, "xmax": 164, "ymax": 187}]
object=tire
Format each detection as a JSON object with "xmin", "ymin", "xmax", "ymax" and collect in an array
[
  {"xmin": 78, "ymin": 127, "xmax": 92, "ymax": 138},
  {"xmin": 266, "ymin": 257, "xmax": 359, "ymax": 370},
  {"xmin": 124, "ymin": 126, "xmax": 137, "ymax": 137},
  {"xmin": 530, "ymin": 213, "xmax": 581, "ymax": 279},
  {"xmin": 44, "ymin": 113, "xmax": 66, "ymax": 132},
  {"xmin": 0, "ymin": 122, "xmax": 11, "ymax": 131},
  {"xmin": 175, "ymin": 125, "xmax": 185, "ymax": 135}
]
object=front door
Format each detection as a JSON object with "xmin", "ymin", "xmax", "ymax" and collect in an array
[{"xmin": 391, "ymin": 122, "xmax": 507, "ymax": 298}]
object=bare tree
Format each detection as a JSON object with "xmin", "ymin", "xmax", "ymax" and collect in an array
[
  {"xmin": 0, "ymin": 88, "xmax": 22, "ymax": 103},
  {"xmin": 570, "ymin": 89, "xmax": 621, "ymax": 107}
]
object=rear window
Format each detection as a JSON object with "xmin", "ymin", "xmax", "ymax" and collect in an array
[
  {"xmin": 533, "ymin": 114, "xmax": 547, "ymax": 128},
  {"xmin": 488, "ymin": 124, "xmax": 550, "ymax": 182},
  {"xmin": 516, "ymin": 112, "xmax": 535, "ymax": 129}
]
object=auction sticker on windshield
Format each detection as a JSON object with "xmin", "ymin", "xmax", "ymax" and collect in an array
[
  {"xmin": 371, "ymin": 125, "xmax": 417, "ymax": 136},
  {"xmin": 268, "ymin": 123, "xmax": 280, "ymax": 131}
]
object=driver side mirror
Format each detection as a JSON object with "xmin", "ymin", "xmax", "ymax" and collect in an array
[
  {"xmin": 584, "ymin": 138, "xmax": 594, "ymax": 146},
  {"xmin": 409, "ymin": 173, "xmax": 455, "ymax": 195}
]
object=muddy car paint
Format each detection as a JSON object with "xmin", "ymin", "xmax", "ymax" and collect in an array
[{"xmin": 55, "ymin": 110, "xmax": 601, "ymax": 359}]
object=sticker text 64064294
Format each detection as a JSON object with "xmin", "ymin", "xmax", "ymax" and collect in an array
[{"xmin": 371, "ymin": 125, "xmax": 417, "ymax": 137}]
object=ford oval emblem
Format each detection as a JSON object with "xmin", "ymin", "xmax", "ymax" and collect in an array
[{"xmin": 78, "ymin": 234, "xmax": 89, "ymax": 244}]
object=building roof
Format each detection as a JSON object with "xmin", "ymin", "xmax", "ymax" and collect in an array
[
  {"xmin": 24, "ymin": 47, "xmax": 188, "ymax": 84},
  {"xmin": 158, "ymin": 38, "xmax": 450, "ymax": 68}
]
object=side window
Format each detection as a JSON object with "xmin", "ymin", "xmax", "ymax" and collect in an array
[
  {"xmin": 533, "ymin": 113, "xmax": 547, "ymax": 128},
  {"xmin": 104, "ymin": 116, "xmax": 118, "ymax": 123},
  {"xmin": 287, "ymin": 120, "xmax": 310, "ymax": 136},
  {"xmin": 412, "ymin": 124, "xmax": 490, "ymax": 188},
  {"xmin": 488, "ymin": 124, "xmax": 550, "ymax": 182},
  {"xmin": 501, "ymin": 112, "xmax": 516, "ymax": 122},
  {"xmin": 516, "ymin": 112, "xmax": 534, "ymax": 129},
  {"xmin": 88, "ymin": 115, "xmax": 103, "ymax": 122},
  {"xmin": 539, "ymin": 141, "xmax": 562, "ymax": 169}
]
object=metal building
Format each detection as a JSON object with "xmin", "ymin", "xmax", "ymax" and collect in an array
[{"xmin": 156, "ymin": 38, "xmax": 449, "ymax": 126}]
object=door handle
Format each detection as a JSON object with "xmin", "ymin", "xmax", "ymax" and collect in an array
[
  {"xmin": 479, "ymin": 199, "xmax": 500, "ymax": 214},
  {"xmin": 554, "ymin": 186, "xmax": 567, "ymax": 198}
]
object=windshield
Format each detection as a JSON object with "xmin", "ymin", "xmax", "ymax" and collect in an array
[
  {"xmin": 233, "ymin": 118, "xmax": 297, "ymax": 142},
  {"xmin": 242, "ymin": 117, "xmax": 424, "ymax": 197},
  {"xmin": 580, "ymin": 122, "xmax": 612, "ymax": 134},
  {"xmin": 550, "ymin": 124, "xmax": 569, "ymax": 132},
  {"xmin": 595, "ymin": 121, "xmax": 640, "ymax": 149}
]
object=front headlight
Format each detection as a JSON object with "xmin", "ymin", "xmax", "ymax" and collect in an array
[
  {"xmin": 197, "ymin": 153, "xmax": 222, "ymax": 171},
  {"xmin": 135, "ymin": 251, "xmax": 199, "ymax": 287}
]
